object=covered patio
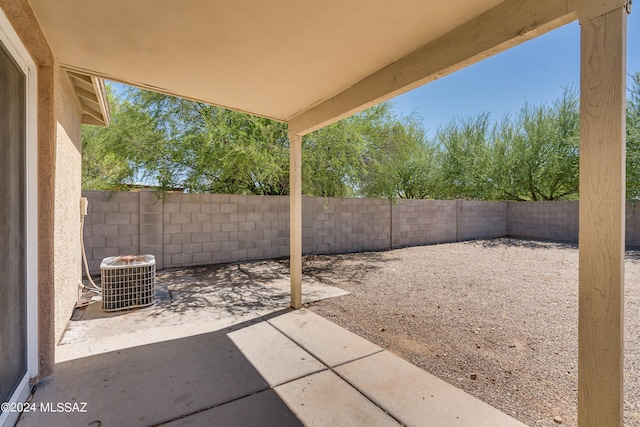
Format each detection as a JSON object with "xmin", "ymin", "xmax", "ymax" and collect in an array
[{"xmin": 0, "ymin": 0, "xmax": 631, "ymax": 425}]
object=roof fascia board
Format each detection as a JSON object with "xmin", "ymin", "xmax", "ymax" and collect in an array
[{"xmin": 91, "ymin": 76, "xmax": 110, "ymax": 126}]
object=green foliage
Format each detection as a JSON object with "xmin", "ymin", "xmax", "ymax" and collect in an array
[
  {"xmin": 431, "ymin": 88, "xmax": 579, "ymax": 201},
  {"xmin": 490, "ymin": 87, "xmax": 580, "ymax": 201},
  {"xmin": 83, "ymin": 75, "xmax": 640, "ymax": 202},
  {"xmin": 436, "ymin": 113, "xmax": 493, "ymax": 200},
  {"xmin": 121, "ymin": 88, "xmax": 291, "ymax": 194},
  {"xmin": 83, "ymin": 85, "xmax": 291, "ymax": 194},
  {"xmin": 82, "ymin": 88, "xmax": 161, "ymax": 190},
  {"xmin": 301, "ymin": 110, "xmax": 370, "ymax": 197},
  {"xmin": 359, "ymin": 107, "xmax": 439, "ymax": 199},
  {"xmin": 82, "ymin": 85, "xmax": 429, "ymax": 198}
]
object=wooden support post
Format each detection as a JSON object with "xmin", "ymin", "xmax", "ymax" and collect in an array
[
  {"xmin": 578, "ymin": 3, "xmax": 627, "ymax": 426},
  {"xmin": 289, "ymin": 131, "xmax": 302, "ymax": 309}
]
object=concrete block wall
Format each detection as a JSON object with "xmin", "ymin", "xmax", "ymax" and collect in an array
[
  {"xmin": 458, "ymin": 201, "xmax": 508, "ymax": 241},
  {"xmin": 83, "ymin": 190, "xmax": 142, "ymax": 273},
  {"xmin": 390, "ymin": 200, "xmax": 508, "ymax": 248},
  {"xmin": 83, "ymin": 192, "xmax": 402, "ymax": 274},
  {"xmin": 162, "ymin": 193, "xmax": 290, "ymax": 268},
  {"xmin": 82, "ymin": 190, "xmax": 542, "ymax": 274},
  {"xmin": 499, "ymin": 201, "xmax": 640, "ymax": 246},
  {"xmin": 626, "ymin": 204, "xmax": 640, "ymax": 247},
  {"xmin": 507, "ymin": 201, "xmax": 579, "ymax": 242},
  {"xmin": 303, "ymin": 197, "xmax": 390, "ymax": 254},
  {"xmin": 140, "ymin": 190, "xmax": 164, "ymax": 269},
  {"xmin": 391, "ymin": 200, "xmax": 457, "ymax": 248}
]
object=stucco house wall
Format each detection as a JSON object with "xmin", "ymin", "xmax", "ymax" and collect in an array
[
  {"xmin": 52, "ymin": 65, "xmax": 83, "ymax": 344},
  {"xmin": 1, "ymin": 0, "xmax": 108, "ymax": 376},
  {"xmin": 1, "ymin": 0, "xmax": 57, "ymax": 377}
]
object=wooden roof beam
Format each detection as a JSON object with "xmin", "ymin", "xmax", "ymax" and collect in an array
[
  {"xmin": 73, "ymin": 85, "xmax": 99, "ymax": 104},
  {"xmin": 79, "ymin": 100, "xmax": 104, "ymax": 123},
  {"xmin": 67, "ymin": 69, "xmax": 92, "ymax": 84},
  {"xmin": 288, "ymin": 0, "xmax": 577, "ymax": 135},
  {"xmin": 81, "ymin": 114, "xmax": 104, "ymax": 126}
]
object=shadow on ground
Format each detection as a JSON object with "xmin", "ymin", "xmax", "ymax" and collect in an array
[
  {"xmin": 468, "ymin": 238, "xmax": 578, "ymax": 251},
  {"xmin": 279, "ymin": 252, "xmax": 399, "ymax": 287},
  {"xmin": 466, "ymin": 236, "xmax": 640, "ymax": 263},
  {"xmin": 63, "ymin": 260, "xmax": 349, "ymax": 345},
  {"xmin": 19, "ymin": 315, "xmax": 304, "ymax": 427},
  {"xmin": 161, "ymin": 261, "xmax": 298, "ymax": 315}
]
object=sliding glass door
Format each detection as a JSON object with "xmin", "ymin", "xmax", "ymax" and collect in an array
[
  {"xmin": 0, "ymin": 38, "xmax": 27, "ymax": 412},
  {"xmin": 0, "ymin": 11, "xmax": 37, "ymax": 426}
]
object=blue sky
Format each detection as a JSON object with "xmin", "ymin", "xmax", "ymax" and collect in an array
[{"xmin": 391, "ymin": 12, "xmax": 640, "ymax": 137}]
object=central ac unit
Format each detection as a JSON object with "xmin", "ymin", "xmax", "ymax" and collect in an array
[{"xmin": 100, "ymin": 254, "xmax": 156, "ymax": 312}]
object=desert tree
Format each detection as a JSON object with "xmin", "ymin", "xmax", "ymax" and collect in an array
[
  {"xmin": 359, "ymin": 107, "xmax": 440, "ymax": 199},
  {"xmin": 490, "ymin": 88, "xmax": 580, "ymax": 201},
  {"xmin": 435, "ymin": 113, "xmax": 494, "ymax": 200}
]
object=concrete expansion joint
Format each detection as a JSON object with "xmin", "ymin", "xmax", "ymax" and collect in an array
[
  {"xmin": 328, "ymin": 355, "xmax": 404, "ymax": 426},
  {"xmin": 149, "ymin": 387, "xmax": 272, "ymax": 427},
  {"xmin": 331, "ymin": 348, "xmax": 386, "ymax": 370},
  {"xmin": 262, "ymin": 315, "xmax": 403, "ymax": 425},
  {"xmin": 262, "ymin": 315, "xmax": 329, "ymax": 371}
]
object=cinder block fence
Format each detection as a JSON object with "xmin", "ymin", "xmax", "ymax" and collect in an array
[
  {"xmin": 82, "ymin": 190, "xmax": 640, "ymax": 274},
  {"xmin": 82, "ymin": 190, "xmax": 507, "ymax": 274}
]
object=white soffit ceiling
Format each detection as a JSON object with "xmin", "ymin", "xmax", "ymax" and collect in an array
[
  {"xmin": 29, "ymin": 0, "xmax": 577, "ymax": 130},
  {"xmin": 28, "ymin": 0, "xmax": 513, "ymax": 122}
]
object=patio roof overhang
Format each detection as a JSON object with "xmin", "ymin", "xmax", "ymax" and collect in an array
[
  {"xmin": 22, "ymin": 0, "xmax": 630, "ymax": 425},
  {"xmin": 29, "ymin": 0, "xmax": 576, "ymax": 135}
]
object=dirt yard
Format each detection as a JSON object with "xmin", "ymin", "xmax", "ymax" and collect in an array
[{"xmin": 291, "ymin": 238, "xmax": 639, "ymax": 427}]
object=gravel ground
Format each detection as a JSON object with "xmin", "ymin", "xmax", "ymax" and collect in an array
[{"xmin": 291, "ymin": 238, "xmax": 640, "ymax": 427}]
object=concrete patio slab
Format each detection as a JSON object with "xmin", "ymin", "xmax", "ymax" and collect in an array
[
  {"xmin": 226, "ymin": 319, "xmax": 326, "ymax": 386},
  {"xmin": 162, "ymin": 389, "xmax": 303, "ymax": 427},
  {"xmin": 20, "ymin": 260, "xmax": 529, "ymax": 427},
  {"xmin": 266, "ymin": 309, "xmax": 382, "ymax": 367},
  {"xmin": 20, "ymin": 321, "xmax": 272, "ymax": 427},
  {"xmin": 56, "ymin": 315, "xmax": 262, "ymax": 363},
  {"xmin": 18, "ymin": 309, "xmax": 527, "ymax": 427},
  {"xmin": 274, "ymin": 370, "xmax": 399, "ymax": 427},
  {"xmin": 335, "ymin": 350, "xmax": 527, "ymax": 427}
]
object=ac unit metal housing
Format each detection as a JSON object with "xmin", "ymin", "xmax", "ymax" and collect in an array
[{"xmin": 100, "ymin": 254, "xmax": 156, "ymax": 312}]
